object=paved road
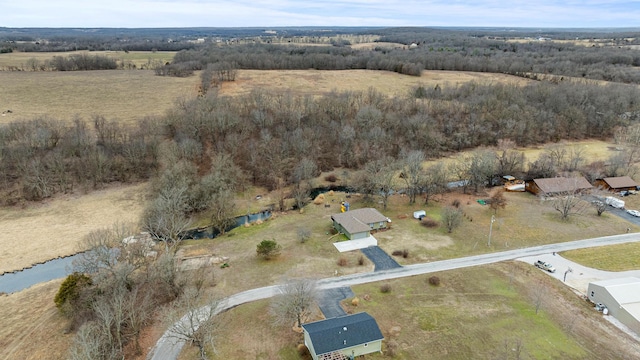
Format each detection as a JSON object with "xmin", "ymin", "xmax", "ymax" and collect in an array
[{"xmin": 148, "ymin": 232, "xmax": 640, "ymax": 360}]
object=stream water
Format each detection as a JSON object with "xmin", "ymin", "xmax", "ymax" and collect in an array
[{"xmin": 0, "ymin": 254, "xmax": 80, "ymax": 294}]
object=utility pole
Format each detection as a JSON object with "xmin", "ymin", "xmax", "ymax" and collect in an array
[{"xmin": 488, "ymin": 215, "xmax": 495, "ymax": 246}]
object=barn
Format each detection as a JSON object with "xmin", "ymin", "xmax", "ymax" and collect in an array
[
  {"xmin": 587, "ymin": 277, "xmax": 640, "ymax": 335},
  {"xmin": 594, "ymin": 176, "xmax": 638, "ymax": 192},
  {"xmin": 331, "ymin": 208, "xmax": 389, "ymax": 240},
  {"xmin": 302, "ymin": 312, "xmax": 384, "ymax": 360},
  {"xmin": 525, "ymin": 176, "xmax": 593, "ymax": 196}
]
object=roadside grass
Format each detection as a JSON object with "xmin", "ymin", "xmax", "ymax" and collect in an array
[
  {"xmin": 0, "ymin": 70, "xmax": 198, "ymax": 125},
  {"xmin": 561, "ymin": 242, "xmax": 640, "ymax": 271},
  {"xmin": 205, "ymin": 262, "xmax": 634, "ymax": 360},
  {"xmin": 0, "ymin": 50, "xmax": 176, "ymax": 69}
]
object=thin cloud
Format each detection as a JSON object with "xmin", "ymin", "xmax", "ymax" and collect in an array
[{"xmin": 3, "ymin": 0, "xmax": 640, "ymax": 27}]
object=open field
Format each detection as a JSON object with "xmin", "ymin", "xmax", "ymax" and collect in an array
[
  {"xmin": 0, "ymin": 50, "xmax": 176, "ymax": 69},
  {"xmin": 0, "ymin": 183, "xmax": 148, "ymax": 274},
  {"xmin": 201, "ymin": 262, "xmax": 640, "ymax": 360},
  {"xmin": 0, "ymin": 279, "xmax": 72, "ymax": 360},
  {"xmin": 218, "ymin": 69, "xmax": 531, "ymax": 98},
  {"xmin": 0, "ymin": 70, "xmax": 198, "ymax": 125},
  {"xmin": 562, "ymin": 242, "xmax": 640, "ymax": 271}
]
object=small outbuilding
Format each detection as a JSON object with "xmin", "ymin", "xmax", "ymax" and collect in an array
[
  {"xmin": 594, "ymin": 176, "xmax": 639, "ymax": 192},
  {"xmin": 413, "ymin": 210, "xmax": 426, "ymax": 219},
  {"xmin": 302, "ymin": 312, "xmax": 384, "ymax": 360},
  {"xmin": 525, "ymin": 176, "xmax": 593, "ymax": 196},
  {"xmin": 587, "ymin": 277, "xmax": 640, "ymax": 335},
  {"xmin": 331, "ymin": 208, "xmax": 389, "ymax": 240}
]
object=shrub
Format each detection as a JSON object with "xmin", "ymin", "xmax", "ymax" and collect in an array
[
  {"xmin": 429, "ymin": 276, "xmax": 441, "ymax": 286},
  {"xmin": 337, "ymin": 257, "xmax": 348, "ymax": 266},
  {"xmin": 385, "ymin": 340, "xmax": 399, "ymax": 357},
  {"xmin": 297, "ymin": 227, "xmax": 312, "ymax": 243},
  {"xmin": 452, "ymin": 199, "xmax": 461, "ymax": 208},
  {"xmin": 380, "ymin": 283, "xmax": 392, "ymax": 293},
  {"xmin": 421, "ymin": 218, "xmax": 439, "ymax": 228},
  {"xmin": 54, "ymin": 272, "xmax": 92, "ymax": 313},
  {"xmin": 256, "ymin": 239, "xmax": 281, "ymax": 260},
  {"xmin": 358, "ymin": 255, "xmax": 365, "ymax": 266},
  {"xmin": 391, "ymin": 250, "xmax": 403, "ymax": 256},
  {"xmin": 402, "ymin": 249, "xmax": 409, "ymax": 258},
  {"xmin": 351, "ymin": 297, "xmax": 359, "ymax": 306},
  {"xmin": 324, "ymin": 174, "xmax": 338, "ymax": 182}
]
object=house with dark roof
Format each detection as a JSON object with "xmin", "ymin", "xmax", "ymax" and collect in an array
[
  {"xmin": 594, "ymin": 176, "xmax": 639, "ymax": 192},
  {"xmin": 302, "ymin": 312, "xmax": 384, "ymax": 360},
  {"xmin": 525, "ymin": 176, "xmax": 593, "ymax": 196},
  {"xmin": 331, "ymin": 208, "xmax": 389, "ymax": 240}
]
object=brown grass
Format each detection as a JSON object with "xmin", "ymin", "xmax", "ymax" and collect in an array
[
  {"xmin": 218, "ymin": 69, "xmax": 531, "ymax": 98},
  {"xmin": 0, "ymin": 183, "xmax": 148, "ymax": 274},
  {"xmin": 0, "ymin": 279, "xmax": 72, "ymax": 360},
  {"xmin": 0, "ymin": 50, "xmax": 176, "ymax": 69},
  {"xmin": 0, "ymin": 70, "xmax": 198, "ymax": 125}
]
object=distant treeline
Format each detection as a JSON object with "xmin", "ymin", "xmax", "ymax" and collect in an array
[{"xmin": 162, "ymin": 31, "xmax": 640, "ymax": 84}]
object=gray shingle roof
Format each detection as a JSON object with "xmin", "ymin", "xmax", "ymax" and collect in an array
[
  {"xmin": 533, "ymin": 177, "xmax": 592, "ymax": 194},
  {"xmin": 600, "ymin": 176, "xmax": 638, "ymax": 189},
  {"xmin": 331, "ymin": 208, "xmax": 388, "ymax": 234},
  {"xmin": 302, "ymin": 312, "xmax": 384, "ymax": 356}
]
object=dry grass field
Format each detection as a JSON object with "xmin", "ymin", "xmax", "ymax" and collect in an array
[
  {"xmin": 0, "ymin": 50, "xmax": 176, "ymax": 69},
  {"xmin": 218, "ymin": 69, "xmax": 531, "ymax": 98},
  {"xmin": 0, "ymin": 70, "xmax": 198, "ymax": 125},
  {"xmin": 0, "ymin": 183, "xmax": 148, "ymax": 274}
]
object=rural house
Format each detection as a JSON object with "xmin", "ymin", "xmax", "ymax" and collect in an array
[
  {"xmin": 588, "ymin": 277, "xmax": 640, "ymax": 335},
  {"xmin": 302, "ymin": 312, "xmax": 384, "ymax": 360},
  {"xmin": 594, "ymin": 176, "xmax": 639, "ymax": 192},
  {"xmin": 525, "ymin": 176, "xmax": 593, "ymax": 196},
  {"xmin": 331, "ymin": 208, "xmax": 389, "ymax": 240}
]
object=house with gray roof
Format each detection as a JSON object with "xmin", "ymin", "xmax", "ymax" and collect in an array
[
  {"xmin": 525, "ymin": 176, "xmax": 593, "ymax": 196},
  {"xmin": 302, "ymin": 312, "xmax": 384, "ymax": 360},
  {"xmin": 331, "ymin": 208, "xmax": 389, "ymax": 240}
]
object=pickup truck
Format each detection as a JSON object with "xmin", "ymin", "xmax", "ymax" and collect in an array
[{"xmin": 534, "ymin": 260, "xmax": 556, "ymax": 273}]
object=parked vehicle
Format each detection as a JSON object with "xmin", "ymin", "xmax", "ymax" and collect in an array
[
  {"xmin": 626, "ymin": 209, "xmax": 640, "ymax": 217},
  {"xmin": 534, "ymin": 260, "xmax": 556, "ymax": 273},
  {"xmin": 605, "ymin": 196, "xmax": 625, "ymax": 209}
]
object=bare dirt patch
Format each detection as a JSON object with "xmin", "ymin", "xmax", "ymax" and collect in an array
[{"xmin": 0, "ymin": 183, "xmax": 148, "ymax": 274}]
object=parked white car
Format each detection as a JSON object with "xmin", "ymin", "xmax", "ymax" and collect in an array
[{"xmin": 626, "ymin": 209, "xmax": 640, "ymax": 217}]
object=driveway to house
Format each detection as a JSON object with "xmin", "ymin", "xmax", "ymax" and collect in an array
[
  {"xmin": 360, "ymin": 246, "xmax": 401, "ymax": 271},
  {"xmin": 148, "ymin": 232, "xmax": 640, "ymax": 360},
  {"xmin": 317, "ymin": 287, "xmax": 354, "ymax": 318}
]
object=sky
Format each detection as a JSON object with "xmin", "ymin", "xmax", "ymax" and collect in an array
[{"xmin": 3, "ymin": 0, "xmax": 640, "ymax": 28}]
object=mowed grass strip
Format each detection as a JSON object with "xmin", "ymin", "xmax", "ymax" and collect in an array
[
  {"xmin": 561, "ymin": 242, "xmax": 640, "ymax": 271},
  {"xmin": 0, "ymin": 70, "xmax": 198, "ymax": 125}
]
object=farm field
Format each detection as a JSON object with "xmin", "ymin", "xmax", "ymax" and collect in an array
[
  {"xmin": 0, "ymin": 50, "xmax": 176, "ymax": 69},
  {"xmin": 218, "ymin": 69, "xmax": 531, "ymax": 98},
  {"xmin": 0, "ymin": 70, "xmax": 198, "ymax": 125}
]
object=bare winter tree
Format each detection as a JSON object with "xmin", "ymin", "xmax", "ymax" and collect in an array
[
  {"xmin": 142, "ymin": 185, "xmax": 191, "ymax": 246},
  {"xmin": 442, "ymin": 206, "xmax": 463, "ymax": 233},
  {"xmin": 423, "ymin": 162, "xmax": 448, "ymax": 204},
  {"xmin": 400, "ymin": 150, "xmax": 425, "ymax": 204},
  {"xmin": 364, "ymin": 157, "xmax": 397, "ymax": 210},
  {"xmin": 166, "ymin": 288, "xmax": 223, "ymax": 360},
  {"xmin": 271, "ymin": 278, "xmax": 319, "ymax": 329},
  {"xmin": 550, "ymin": 188, "xmax": 589, "ymax": 220}
]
